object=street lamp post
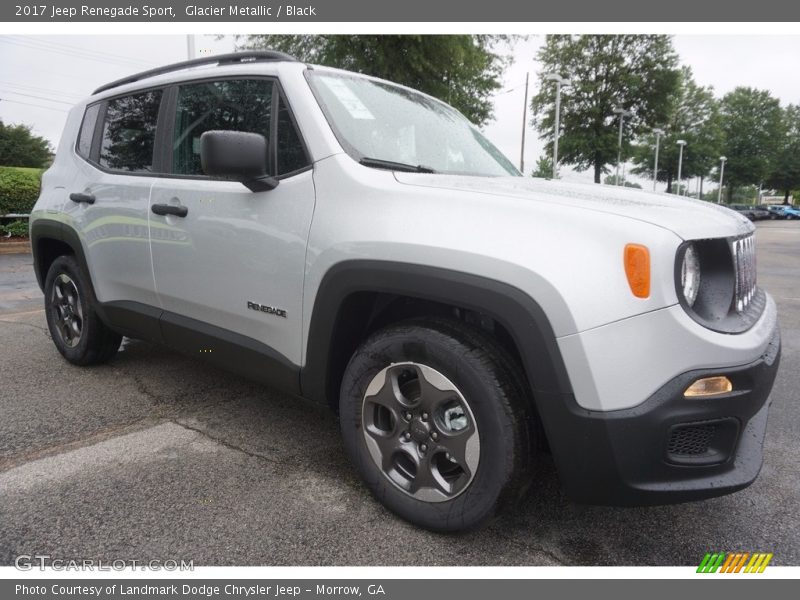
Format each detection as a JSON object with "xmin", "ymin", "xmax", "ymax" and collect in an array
[
  {"xmin": 546, "ymin": 74, "xmax": 571, "ymax": 179},
  {"xmin": 676, "ymin": 139, "xmax": 687, "ymax": 195},
  {"xmin": 519, "ymin": 72, "xmax": 529, "ymax": 173},
  {"xmin": 652, "ymin": 128, "xmax": 664, "ymax": 191},
  {"xmin": 717, "ymin": 156, "xmax": 727, "ymax": 204},
  {"xmin": 613, "ymin": 107, "xmax": 632, "ymax": 186}
]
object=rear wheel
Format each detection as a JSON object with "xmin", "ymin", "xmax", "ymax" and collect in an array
[
  {"xmin": 44, "ymin": 255, "xmax": 121, "ymax": 365},
  {"xmin": 339, "ymin": 318, "xmax": 534, "ymax": 531}
]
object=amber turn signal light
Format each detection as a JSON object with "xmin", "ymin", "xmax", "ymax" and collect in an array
[
  {"xmin": 624, "ymin": 244, "xmax": 650, "ymax": 298},
  {"xmin": 684, "ymin": 376, "xmax": 733, "ymax": 398}
]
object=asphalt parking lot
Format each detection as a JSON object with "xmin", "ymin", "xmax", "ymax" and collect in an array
[{"xmin": 0, "ymin": 221, "xmax": 798, "ymax": 567}]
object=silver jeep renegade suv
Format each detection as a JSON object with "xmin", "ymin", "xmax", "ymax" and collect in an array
[{"xmin": 30, "ymin": 51, "xmax": 781, "ymax": 531}]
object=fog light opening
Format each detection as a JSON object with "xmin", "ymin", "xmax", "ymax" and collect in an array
[{"xmin": 684, "ymin": 376, "xmax": 733, "ymax": 398}]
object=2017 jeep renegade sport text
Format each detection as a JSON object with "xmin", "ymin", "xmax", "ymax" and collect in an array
[{"xmin": 31, "ymin": 52, "xmax": 781, "ymax": 531}]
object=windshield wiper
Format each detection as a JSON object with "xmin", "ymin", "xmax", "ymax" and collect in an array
[{"xmin": 359, "ymin": 157, "xmax": 437, "ymax": 174}]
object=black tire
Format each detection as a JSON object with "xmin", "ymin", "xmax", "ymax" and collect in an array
[
  {"xmin": 44, "ymin": 255, "xmax": 121, "ymax": 365},
  {"xmin": 339, "ymin": 318, "xmax": 534, "ymax": 531}
]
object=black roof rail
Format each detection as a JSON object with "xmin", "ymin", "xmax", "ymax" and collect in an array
[{"xmin": 92, "ymin": 50, "xmax": 299, "ymax": 95}]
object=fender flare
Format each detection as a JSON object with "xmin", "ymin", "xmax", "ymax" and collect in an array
[
  {"xmin": 29, "ymin": 218, "xmax": 90, "ymax": 293},
  {"xmin": 300, "ymin": 260, "xmax": 573, "ymax": 405}
]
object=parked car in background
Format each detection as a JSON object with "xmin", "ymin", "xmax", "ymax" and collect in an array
[
  {"xmin": 767, "ymin": 205, "xmax": 800, "ymax": 220},
  {"xmin": 751, "ymin": 206, "xmax": 772, "ymax": 220},
  {"xmin": 728, "ymin": 205, "xmax": 758, "ymax": 220},
  {"xmin": 728, "ymin": 205, "xmax": 772, "ymax": 221}
]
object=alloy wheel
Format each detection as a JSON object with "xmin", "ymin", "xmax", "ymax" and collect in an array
[
  {"xmin": 50, "ymin": 273, "xmax": 83, "ymax": 348},
  {"xmin": 361, "ymin": 362, "xmax": 480, "ymax": 502}
]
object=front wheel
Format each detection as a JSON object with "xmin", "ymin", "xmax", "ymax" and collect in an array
[
  {"xmin": 339, "ymin": 318, "xmax": 534, "ymax": 531},
  {"xmin": 44, "ymin": 255, "xmax": 121, "ymax": 365}
]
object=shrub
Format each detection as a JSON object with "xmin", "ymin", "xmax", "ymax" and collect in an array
[
  {"xmin": 0, "ymin": 219, "xmax": 29, "ymax": 238},
  {"xmin": 0, "ymin": 166, "xmax": 43, "ymax": 215}
]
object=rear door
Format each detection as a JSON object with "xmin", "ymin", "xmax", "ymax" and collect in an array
[
  {"xmin": 148, "ymin": 77, "xmax": 315, "ymax": 368},
  {"xmin": 66, "ymin": 89, "xmax": 164, "ymax": 311}
]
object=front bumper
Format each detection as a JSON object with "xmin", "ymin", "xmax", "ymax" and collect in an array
[{"xmin": 539, "ymin": 321, "xmax": 781, "ymax": 506}]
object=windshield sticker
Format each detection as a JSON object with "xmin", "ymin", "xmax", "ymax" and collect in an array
[{"xmin": 320, "ymin": 77, "xmax": 375, "ymax": 120}]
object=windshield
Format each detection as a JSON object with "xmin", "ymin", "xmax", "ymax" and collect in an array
[{"xmin": 306, "ymin": 71, "xmax": 520, "ymax": 177}]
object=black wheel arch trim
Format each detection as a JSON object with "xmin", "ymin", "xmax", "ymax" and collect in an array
[
  {"xmin": 300, "ymin": 260, "xmax": 574, "ymax": 406},
  {"xmin": 30, "ymin": 218, "xmax": 90, "ymax": 293}
]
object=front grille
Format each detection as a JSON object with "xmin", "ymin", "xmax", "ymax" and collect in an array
[
  {"xmin": 667, "ymin": 423, "xmax": 717, "ymax": 456},
  {"xmin": 732, "ymin": 235, "xmax": 757, "ymax": 313}
]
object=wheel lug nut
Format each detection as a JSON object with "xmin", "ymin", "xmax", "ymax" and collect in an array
[
  {"xmin": 421, "ymin": 412, "xmax": 428, "ymax": 421},
  {"xmin": 404, "ymin": 412, "xmax": 412, "ymax": 421},
  {"xmin": 420, "ymin": 443, "xmax": 428, "ymax": 452},
  {"xmin": 431, "ymin": 432, "xmax": 439, "ymax": 441},
  {"xmin": 403, "ymin": 432, "xmax": 411, "ymax": 441}
]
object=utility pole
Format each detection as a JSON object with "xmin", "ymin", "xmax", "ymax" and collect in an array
[
  {"xmin": 519, "ymin": 72, "xmax": 529, "ymax": 174},
  {"xmin": 187, "ymin": 34, "xmax": 195, "ymax": 60},
  {"xmin": 676, "ymin": 139, "xmax": 687, "ymax": 195},
  {"xmin": 545, "ymin": 74, "xmax": 570, "ymax": 179},
  {"xmin": 613, "ymin": 107, "xmax": 632, "ymax": 186},
  {"xmin": 652, "ymin": 128, "xmax": 664, "ymax": 191},
  {"xmin": 717, "ymin": 156, "xmax": 727, "ymax": 204}
]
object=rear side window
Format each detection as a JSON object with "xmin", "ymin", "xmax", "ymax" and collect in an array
[
  {"xmin": 99, "ymin": 90, "xmax": 162, "ymax": 173},
  {"xmin": 76, "ymin": 103, "xmax": 101, "ymax": 159},
  {"xmin": 172, "ymin": 79, "xmax": 274, "ymax": 176},
  {"xmin": 276, "ymin": 95, "xmax": 309, "ymax": 175}
]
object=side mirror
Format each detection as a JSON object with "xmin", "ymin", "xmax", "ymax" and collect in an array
[{"xmin": 200, "ymin": 130, "xmax": 279, "ymax": 192}]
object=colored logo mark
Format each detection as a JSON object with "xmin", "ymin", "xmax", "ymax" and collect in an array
[{"xmin": 697, "ymin": 552, "xmax": 773, "ymax": 573}]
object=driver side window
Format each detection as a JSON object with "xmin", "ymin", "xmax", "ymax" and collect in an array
[{"xmin": 172, "ymin": 79, "xmax": 274, "ymax": 176}]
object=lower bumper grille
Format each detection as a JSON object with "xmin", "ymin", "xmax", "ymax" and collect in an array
[
  {"xmin": 668, "ymin": 423, "xmax": 716, "ymax": 456},
  {"xmin": 666, "ymin": 418, "xmax": 740, "ymax": 466}
]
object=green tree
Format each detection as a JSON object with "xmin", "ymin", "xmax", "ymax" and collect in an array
[
  {"xmin": 531, "ymin": 154, "xmax": 553, "ymax": 178},
  {"xmin": 602, "ymin": 174, "xmax": 641, "ymax": 188},
  {"xmin": 765, "ymin": 104, "xmax": 800, "ymax": 204},
  {"xmin": 630, "ymin": 67, "xmax": 722, "ymax": 194},
  {"xmin": 531, "ymin": 35, "xmax": 679, "ymax": 183},
  {"xmin": 719, "ymin": 87, "xmax": 784, "ymax": 202},
  {"xmin": 0, "ymin": 120, "xmax": 52, "ymax": 168},
  {"xmin": 237, "ymin": 35, "xmax": 511, "ymax": 126}
]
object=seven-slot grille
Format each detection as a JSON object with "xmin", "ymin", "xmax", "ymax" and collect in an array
[{"xmin": 732, "ymin": 234, "xmax": 757, "ymax": 313}]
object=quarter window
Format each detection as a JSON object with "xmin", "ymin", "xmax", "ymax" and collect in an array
[
  {"xmin": 172, "ymin": 79, "xmax": 274, "ymax": 176},
  {"xmin": 76, "ymin": 103, "xmax": 101, "ymax": 159},
  {"xmin": 276, "ymin": 95, "xmax": 309, "ymax": 175},
  {"xmin": 99, "ymin": 90, "xmax": 162, "ymax": 173}
]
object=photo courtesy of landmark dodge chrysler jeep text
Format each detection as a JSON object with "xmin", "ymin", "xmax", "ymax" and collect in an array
[{"xmin": 30, "ymin": 51, "xmax": 781, "ymax": 531}]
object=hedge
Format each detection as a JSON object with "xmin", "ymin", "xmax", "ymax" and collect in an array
[
  {"xmin": 0, "ymin": 219, "xmax": 28, "ymax": 237},
  {"xmin": 0, "ymin": 166, "xmax": 44, "ymax": 215}
]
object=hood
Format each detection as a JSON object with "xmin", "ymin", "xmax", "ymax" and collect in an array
[{"xmin": 394, "ymin": 174, "xmax": 753, "ymax": 241}]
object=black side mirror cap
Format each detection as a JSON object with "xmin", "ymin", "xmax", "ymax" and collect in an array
[
  {"xmin": 243, "ymin": 175, "xmax": 280, "ymax": 192},
  {"xmin": 200, "ymin": 130, "xmax": 279, "ymax": 192}
]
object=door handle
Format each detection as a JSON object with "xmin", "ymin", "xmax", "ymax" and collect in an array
[
  {"xmin": 69, "ymin": 192, "xmax": 95, "ymax": 204},
  {"xmin": 151, "ymin": 204, "xmax": 188, "ymax": 218}
]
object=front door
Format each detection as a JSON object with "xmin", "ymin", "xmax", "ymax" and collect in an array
[{"xmin": 148, "ymin": 77, "xmax": 314, "ymax": 369}]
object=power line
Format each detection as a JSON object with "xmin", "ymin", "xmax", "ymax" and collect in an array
[
  {"xmin": 0, "ymin": 98, "xmax": 68, "ymax": 112},
  {"xmin": 492, "ymin": 82, "xmax": 526, "ymax": 97},
  {"xmin": 0, "ymin": 81, "xmax": 84, "ymax": 100},
  {"xmin": 0, "ymin": 38, "xmax": 154, "ymax": 70},
  {"xmin": 0, "ymin": 90, "xmax": 74, "ymax": 105},
  {"xmin": 5, "ymin": 35, "xmax": 152, "ymax": 67}
]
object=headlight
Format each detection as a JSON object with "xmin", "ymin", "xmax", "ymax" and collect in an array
[
  {"xmin": 676, "ymin": 237, "xmax": 759, "ymax": 334},
  {"xmin": 681, "ymin": 244, "xmax": 701, "ymax": 307}
]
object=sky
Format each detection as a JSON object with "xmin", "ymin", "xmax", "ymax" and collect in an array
[{"xmin": 1, "ymin": 34, "xmax": 799, "ymax": 187}]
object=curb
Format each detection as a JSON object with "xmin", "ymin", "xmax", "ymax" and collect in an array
[{"xmin": 0, "ymin": 240, "xmax": 32, "ymax": 254}]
